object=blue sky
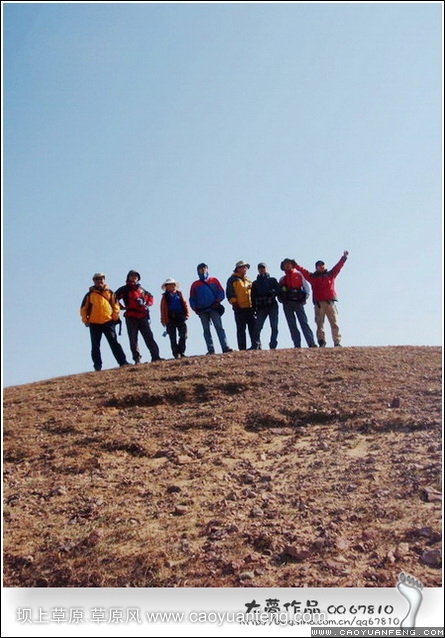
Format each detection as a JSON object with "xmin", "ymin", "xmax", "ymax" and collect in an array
[{"xmin": 2, "ymin": 1, "xmax": 443, "ymax": 388}]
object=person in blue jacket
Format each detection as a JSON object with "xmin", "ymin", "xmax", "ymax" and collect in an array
[{"xmin": 189, "ymin": 263, "xmax": 233, "ymax": 355}]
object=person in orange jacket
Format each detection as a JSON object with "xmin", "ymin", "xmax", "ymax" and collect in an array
[
  {"xmin": 80, "ymin": 273, "xmax": 129, "ymax": 371},
  {"xmin": 226, "ymin": 260, "xmax": 256, "ymax": 351},
  {"xmin": 160, "ymin": 278, "xmax": 190, "ymax": 359}
]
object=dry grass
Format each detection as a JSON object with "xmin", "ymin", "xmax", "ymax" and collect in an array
[{"xmin": 3, "ymin": 345, "xmax": 442, "ymax": 587}]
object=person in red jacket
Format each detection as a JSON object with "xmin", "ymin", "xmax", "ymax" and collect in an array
[
  {"xmin": 115, "ymin": 270, "xmax": 162, "ymax": 363},
  {"xmin": 294, "ymin": 251, "xmax": 349, "ymax": 347},
  {"xmin": 278, "ymin": 259, "xmax": 317, "ymax": 349}
]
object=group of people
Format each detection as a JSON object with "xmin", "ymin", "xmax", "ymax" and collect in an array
[{"xmin": 79, "ymin": 251, "xmax": 349, "ymax": 371}]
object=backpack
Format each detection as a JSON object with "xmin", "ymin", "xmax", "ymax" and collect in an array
[{"xmin": 278, "ymin": 285, "xmax": 308, "ymax": 304}]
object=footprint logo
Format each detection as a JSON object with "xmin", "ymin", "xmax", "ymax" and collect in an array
[{"xmin": 396, "ymin": 572, "xmax": 423, "ymax": 629}]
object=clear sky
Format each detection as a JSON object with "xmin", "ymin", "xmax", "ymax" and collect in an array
[{"xmin": 2, "ymin": 1, "xmax": 443, "ymax": 388}]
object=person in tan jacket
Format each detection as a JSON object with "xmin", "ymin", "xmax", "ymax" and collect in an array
[
  {"xmin": 226, "ymin": 260, "xmax": 256, "ymax": 350},
  {"xmin": 80, "ymin": 273, "xmax": 129, "ymax": 371}
]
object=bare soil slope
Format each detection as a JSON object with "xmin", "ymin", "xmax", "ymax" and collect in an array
[{"xmin": 3, "ymin": 346, "xmax": 442, "ymax": 588}]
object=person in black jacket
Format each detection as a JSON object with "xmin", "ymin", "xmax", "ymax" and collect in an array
[{"xmin": 251, "ymin": 263, "xmax": 280, "ymax": 350}]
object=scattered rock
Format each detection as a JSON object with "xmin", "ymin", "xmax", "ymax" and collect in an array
[
  {"xmin": 395, "ymin": 542, "xmax": 410, "ymax": 558},
  {"xmin": 49, "ymin": 486, "xmax": 67, "ymax": 496},
  {"xmin": 421, "ymin": 487, "xmax": 442, "ymax": 502},
  {"xmin": 283, "ymin": 545, "xmax": 311, "ymax": 560},
  {"xmin": 228, "ymin": 559, "xmax": 244, "ymax": 572},
  {"xmin": 179, "ymin": 539, "xmax": 189, "ymax": 552},
  {"xmin": 238, "ymin": 571, "xmax": 255, "ymax": 581},
  {"xmin": 417, "ymin": 527, "xmax": 441, "ymax": 543},
  {"xmin": 420, "ymin": 548, "xmax": 442, "ymax": 567},
  {"xmin": 82, "ymin": 530, "xmax": 103, "ymax": 547},
  {"xmin": 175, "ymin": 455, "xmax": 192, "ymax": 465},
  {"xmin": 251, "ymin": 533, "xmax": 274, "ymax": 551},
  {"xmin": 326, "ymin": 559, "xmax": 350, "ymax": 575},
  {"xmin": 152, "ymin": 449, "xmax": 171, "ymax": 458},
  {"xmin": 335, "ymin": 537, "xmax": 350, "ymax": 551}
]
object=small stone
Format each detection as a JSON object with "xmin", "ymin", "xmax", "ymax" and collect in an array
[
  {"xmin": 395, "ymin": 542, "xmax": 410, "ymax": 558},
  {"xmin": 284, "ymin": 545, "xmax": 311, "ymax": 561},
  {"xmin": 335, "ymin": 537, "xmax": 350, "ymax": 551},
  {"xmin": 420, "ymin": 548, "xmax": 441, "ymax": 567},
  {"xmin": 175, "ymin": 455, "xmax": 192, "ymax": 465},
  {"xmin": 238, "ymin": 571, "xmax": 255, "ymax": 581},
  {"xmin": 422, "ymin": 487, "xmax": 442, "ymax": 502}
]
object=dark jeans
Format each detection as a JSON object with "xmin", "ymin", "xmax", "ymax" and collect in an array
[
  {"xmin": 89, "ymin": 322, "xmax": 128, "ymax": 370},
  {"xmin": 166, "ymin": 317, "xmax": 187, "ymax": 356},
  {"xmin": 233, "ymin": 307, "xmax": 256, "ymax": 350},
  {"xmin": 283, "ymin": 302, "xmax": 316, "ymax": 347},
  {"xmin": 125, "ymin": 316, "xmax": 160, "ymax": 362},
  {"xmin": 254, "ymin": 305, "xmax": 279, "ymax": 349}
]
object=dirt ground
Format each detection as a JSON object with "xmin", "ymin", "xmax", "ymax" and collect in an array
[{"xmin": 3, "ymin": 345, "xmax": 442, "ymax": 587}]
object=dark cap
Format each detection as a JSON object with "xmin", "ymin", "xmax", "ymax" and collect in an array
[
  {"xmin": 315, "ymin": 260, "xmax": 325, "ymax": 268},
  {"xmin": 126, "ymin": 270, "xmax": 141, "ymax": 281},
  {"xmin": 257, "ymin": 262, "xmax": 267, "ymax": 269},
  {"xmin": 197, "ymin": 263, "xmax": 208, "ymax": 270},
  {"xmin": 280, "ymin": 258, "xmax": 297, "ymax": 271}
]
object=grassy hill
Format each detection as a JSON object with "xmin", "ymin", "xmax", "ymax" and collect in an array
[{"xmin": 3, "ymin": 345, "xmax": 442, "ymax": 587}]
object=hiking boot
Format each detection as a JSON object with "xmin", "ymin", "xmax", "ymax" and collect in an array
[
  {"xmin": 152, "ymin": 357, "xmax": 165, "ymax": 362},
  {"xmin": 334, "ymin": 343, "xmax": 342, "ymax": 347},
  {"xmin": 223, "ymin": 348, "xmax": 233, "ymax": 353},
  {"xmin": 120, "ymin": 362, "xmax": 130, "ymax": 367},
  {"xmin": 206, "ymin": 351, "xmax": 216, "ymax": 355},
  {"xmin": 318, "ymin": 340, "xmax": 326, "ymax": 347},
  {"xmin": 309, "ymin": 343, "xmax": 318, "ymax": 348}
]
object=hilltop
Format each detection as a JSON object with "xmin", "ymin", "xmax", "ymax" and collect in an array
[{"xmin": 3, "ymin": 346, "xmax": 442, "ymax": 588}]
